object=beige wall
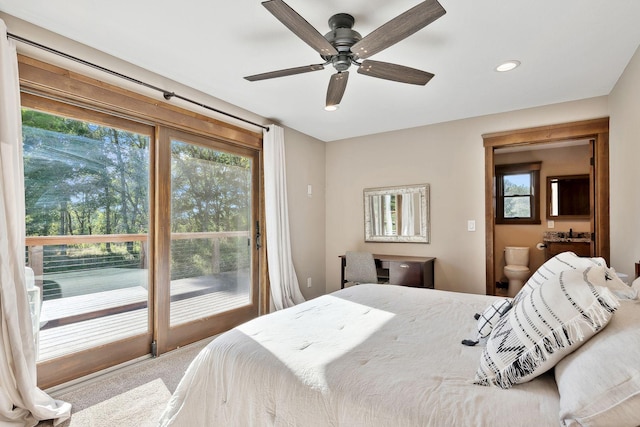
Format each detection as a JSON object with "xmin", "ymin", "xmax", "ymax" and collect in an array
[
  {"xmin": 325, "ymin": 97, "xmax": 609, "ymax": 295},
  {"xmin": 282, "ymin": 127, "xmax": 326, "ymax": 300},
  {"xmin": 609, "ymin": 44, "xmax": 640, "ymax": 280},
  {"xmin": 494, "ymin": 145, "xmax": 591, "ymax": 284}
]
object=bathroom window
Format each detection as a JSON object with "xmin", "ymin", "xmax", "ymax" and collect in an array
[{"xmin": 495, "ymin": 162, "xmax": 541, "ymax": 224}]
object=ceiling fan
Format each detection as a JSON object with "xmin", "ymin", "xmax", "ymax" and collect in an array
[{"xmin": 244, "ymin": 0, "xmax": 446, "ymax": 110}]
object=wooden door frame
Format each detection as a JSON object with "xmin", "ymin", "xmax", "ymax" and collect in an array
[{"xmin": 483, "ymin": 118, "xmax": 610, "ymax": 295}]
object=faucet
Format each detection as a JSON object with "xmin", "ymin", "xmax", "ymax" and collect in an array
[{"xmin": 569, "ymin": 228, "xmax": 573, "ymax": 238}]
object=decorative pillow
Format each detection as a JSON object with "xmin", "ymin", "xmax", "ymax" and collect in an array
[
  {"xmin": 512, "ymin": 251, "xmax": 608, "ymax": 305},
  {"xmin": 555, "ymin": 299, "xmax": 640, "ymax": 427},
  {"xmin": 474, "ymin": 266, "xmax": 619, "ymax": 389},
  {"xmin": 476, "ymin": 298, "xmax": 512, "ymax": 339}
]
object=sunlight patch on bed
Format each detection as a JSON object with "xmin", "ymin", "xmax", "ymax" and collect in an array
[{"xmin": 236, "ymin": 294, "xmax": 396, "ymax": 391}]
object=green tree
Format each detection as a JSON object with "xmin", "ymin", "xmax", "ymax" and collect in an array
[
  {"xmin": 22, "ymin": 109, "xmax": 149, "ymax": 238},
  {"xmin": 503, "ymin": 175, "xmax": 531, "ymax": 218}
]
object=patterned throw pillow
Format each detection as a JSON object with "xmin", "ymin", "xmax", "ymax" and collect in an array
[
  {"xmin": 462, "ymin": 299, "xmax": 513, "ymax": 347},
  {"xmin": 474, "ymin": 266, "xmax": 619, "ymax": 389},
  {"xmin": 476, "ymin": 298, "xmax": 512, "ymax": 339},
  {"xmin": 512, "ymin": 251, "xmax": 607, "ymax": 306}
]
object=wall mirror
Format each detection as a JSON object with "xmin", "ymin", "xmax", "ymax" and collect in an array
[
  {"xmin": 547, "ymin": 174, "xmax": 590, "ymax": 219},
  {"xmin": 364, "ymin": 184, "xmax": 430, "ymax": 243}
]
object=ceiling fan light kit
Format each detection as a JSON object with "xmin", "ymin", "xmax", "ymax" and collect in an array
[
  {"xmin": 245, "ymin": 0, "xmax": 446, "ymax": 110},
  {"xmin": 496, "ymin": 60, "xmax": 521, "ymax": 72}
]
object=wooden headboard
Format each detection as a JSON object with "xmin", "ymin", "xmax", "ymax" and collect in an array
[{"xmin": 636, "ymin": 261, "xmax": 640, "ymax": 279}]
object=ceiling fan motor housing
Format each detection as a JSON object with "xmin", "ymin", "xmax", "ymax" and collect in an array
[{"xmin": 323, "ymin": 13, "xmax": 362, "ymax": 71}]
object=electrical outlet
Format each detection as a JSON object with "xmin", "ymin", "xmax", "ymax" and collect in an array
[{"xmin": 307, "ymin": 277, "xmax": 312, "ymax": 288}]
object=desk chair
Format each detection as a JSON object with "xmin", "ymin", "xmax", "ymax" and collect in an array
[{"xmin": 344, "ymin": 251, "xmax": 379, "ymax": 287}]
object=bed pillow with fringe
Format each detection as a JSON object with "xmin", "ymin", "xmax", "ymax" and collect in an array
[
  {"xmin": 555, "ymin": 298, "xmax": 640, "ymax": 427},
  {"xmin": 474, "ymin": 265, "xmax": 619, "ymax": 389},
  {"xmin": 512, "ymin": 251, "xmax": 608, "ymax": 306}
]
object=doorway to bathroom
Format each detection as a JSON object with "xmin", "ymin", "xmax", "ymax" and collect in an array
[{"xmin": 482, "ymin": 118, "xmax": 610, "ymax": 296}]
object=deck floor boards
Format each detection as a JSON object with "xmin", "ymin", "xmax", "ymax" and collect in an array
[{"xmin": 36, "ymin": 270, "xmax": 251, "ymax": 361}]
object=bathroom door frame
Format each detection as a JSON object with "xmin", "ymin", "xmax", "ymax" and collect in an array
[{"xmin": 483, "ymin": 118, "xmax": 610, "ymax": 296}]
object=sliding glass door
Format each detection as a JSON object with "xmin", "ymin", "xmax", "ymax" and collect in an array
[
  {"xmin": 22, "ymin": 95, "xmax": 261, "ymax": 387},
  {"xmin": 156, "ymin": 128, "xmax": 260, "ymax": 353},
  {"xmin": 21, "ymin": 102, "xmax": 154, "ymax": 387}
]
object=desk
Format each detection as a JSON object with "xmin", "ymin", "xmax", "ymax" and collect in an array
[{"xmin": 340, "ymin": 254, "xmax": 435, "ymax": 289}]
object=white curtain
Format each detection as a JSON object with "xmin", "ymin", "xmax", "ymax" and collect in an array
[
  {"xmin": 383, "ymin": 194, "xmax": 393, "ymax": 235},
  {"xmin": 401, "ymin": 194, "xmax": 415, "ymax": 236},
  {"xmin": 263, "ymin": 124, "xmax": 305, "ymax": 311},
  {"xmin": 0, "ymin": 20, "xmax": 71, "ymax": 426},
  {"xmin": 371, "ymin": 196, "xmax": 382, "ymax": 236}
]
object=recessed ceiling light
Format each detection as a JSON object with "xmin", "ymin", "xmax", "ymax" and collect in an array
[
  {"xmin": 495, "ymin": 60, "xmax": 521, "ymax": 72},
  {"xmin": 324, "ymin": 105, "xmax": 339, "ymax": 112}
]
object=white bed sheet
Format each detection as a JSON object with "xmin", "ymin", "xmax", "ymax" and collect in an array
[{"xmin": 159, "ymin": 285, "xmax": 560, "ymax": 426}]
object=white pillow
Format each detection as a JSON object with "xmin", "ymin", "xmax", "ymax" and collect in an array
[
  {"xmin": 474, "ymin": 266, "xmax": 619, "ymax": 389},
  {"xmin": 555, "ymin": 299, "xmax": 640, "ymax": 427},
  {"xmin": 512, "ymin": 252, "xmax": 610, "ymax": 305},
  {"xmin": 603, "ymin": 268, "xmax": 638, "ymax": 300}
]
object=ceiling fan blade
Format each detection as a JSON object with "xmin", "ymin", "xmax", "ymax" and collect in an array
[
  {"xmin": 244, "ymin": 64, "xmax": 325, "ymax": 81},
  {"xmin": 351, "ymin": 0, "xmax": 446, "ymax": 60},
  {"xmin": 262, "ymin": 0, "xmax": 338, "ymax": 57},
  {"xmin": 326, "ymin": 72, "xmax": 349, "ymax": 107},
  {"xmin": 357, "ymin": 60, "xmax": 434, "ymax": 85}
]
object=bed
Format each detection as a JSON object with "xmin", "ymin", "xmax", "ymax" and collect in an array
[{"xmin": 159, "ymin": 253, "xmax": 640, "ymax": 427}]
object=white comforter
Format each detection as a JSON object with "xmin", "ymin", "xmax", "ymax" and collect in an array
[{"xmin": 159, "ymin": 285, "xmax": 560, "ymax": 426}]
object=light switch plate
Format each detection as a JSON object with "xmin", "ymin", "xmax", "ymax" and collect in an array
[{"xmin": 467, "ymin": 220, "xmax": 476, "ymax": 232}]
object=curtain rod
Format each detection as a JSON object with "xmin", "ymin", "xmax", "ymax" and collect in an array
[{"xmin": 6, "ymin": 32, "xmax": 269, "ymax": 132}]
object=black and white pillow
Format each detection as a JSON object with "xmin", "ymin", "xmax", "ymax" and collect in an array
[
  {"xmin": 474, "ymin": 265, "xmax": 619, "ymax": 389},
  {"xmin": 512, "ymin": 251, "xmax": 608, "ymax": 306},
  {"xmin": 476, "ymin": 298, "xmax": 512, "ymax": 339},
  {"xmin": 461, "ymin": 298, "xmax": 513, "ymax": 346}
]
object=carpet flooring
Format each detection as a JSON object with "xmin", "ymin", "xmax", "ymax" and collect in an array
[
  {"xmin": 36, "ymin": 337, "xmax": 214, "ymax": 426},
  {"xmin": 64, "ymin": 378, "xmax": 170, "ymax": 427}
]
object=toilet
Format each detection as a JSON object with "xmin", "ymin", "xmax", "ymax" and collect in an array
[{"xmin": 504, "ymin": 246, "xmax": 530, "ymax": 297}]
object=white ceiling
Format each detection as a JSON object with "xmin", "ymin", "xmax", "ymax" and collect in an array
[{"xmin": 2, "ymin": 1, "xmax": 640, "ymax": 142}]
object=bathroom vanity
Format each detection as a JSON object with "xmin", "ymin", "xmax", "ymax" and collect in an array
[
  {"xmin": 543, "ymin": 231, "xmax": 592, "ymax": 259},
  {"xmin": 340, "ymin": 254, "xmax": 435, "ymax": 289}
]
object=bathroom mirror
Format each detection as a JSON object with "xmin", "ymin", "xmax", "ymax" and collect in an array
[
  {"xmin": 547, "ymin": 174, "xmax": 590, "ymax": 219},
  {"xmin": 364, "ymin": 184, "xmax": 430, "ymax": 243}
]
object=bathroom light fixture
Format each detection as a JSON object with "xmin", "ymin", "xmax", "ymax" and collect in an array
[
  {"xmin": 495, "ymin": 60, "xmax": 521, "ymax": 72},
  {"xmin": 324, "ymin": 104, "xmax": 339, "ymax": 111}
]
